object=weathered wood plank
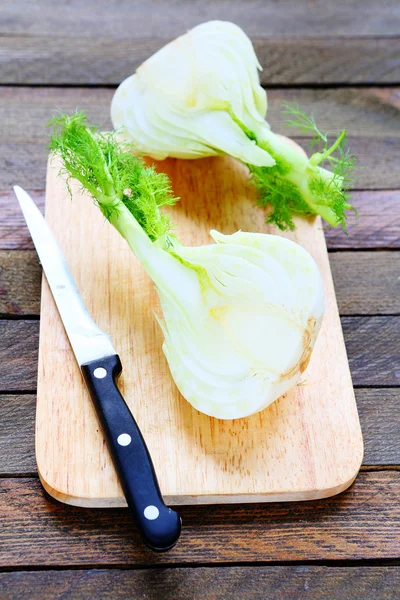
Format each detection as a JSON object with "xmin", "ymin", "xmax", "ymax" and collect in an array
[
  {"xmin": 0, "ymin": 318, "xmax": 397, "ymax": 390},
  {"xmin": 2, "ymin": 190, "xmax": 398, "ymax": 251},
  {"xmin": 0, "ymin": 87, "xmax": 113, "ymax": 141},
  {"xmin": 0, "ymin": 389, "xmax": 397, "ymax": 476},
  {"xmin": 357, "ymin": 389, "xmax": 400, "ymax": 465},
  {"xmin": 0, "ymin": 251, "xmax": 41, "ymax": 315},
  {"xmin": 270, "ymin": 88, "xmax": 400, "ymax": 139},
  {"xmin": 342, "ymin": 316, "xmax": 400, "ymax": 386},
  {"xmin": 3, "ymin": 87, "xmax": 400, "ymax": 141},
  {"xmin": 2, "ymin": 36, "xmax": 400, "ymax": 85},
  {"xmin": 2, "ymin": 1, "xmax": 400, "ymax": 85},
  {"xmin": 0, "ymin": 566, "xmax": 399, "ymax": 600},
  {"xmin": 0, "ymin": 395, "xmax": 36, "ymax": 474},
  {"xmin": 1, "ymin": 86, "xmax": 399, "ymax": 188},
  {"xmin": 0, "ymin": 321, "xmax": 38, "ymax": 391},
  {"xmin": 330, "ymin": 252, "xmax": 400, "ymax": 315},
  {"xmin": 1, "ymin": 250, "xmax": 399, "ymax": 316},
  {"xmin": 0, "ymin": 473, "xmax": 398, "ymax": 566},
  {"xmin": 0, "ymin": 137, "xmax": 397, "ymax": 190},
  {"xmin": 0, "ymin": 191, "xmax": 44, "ymax": 250},
  {"xmin": 324, "ymin": 191, "xmax": 400, "ymax": 249},
  {"xmin": 3, "ymin": 1, "xmax": 400, "ymax": 38}
]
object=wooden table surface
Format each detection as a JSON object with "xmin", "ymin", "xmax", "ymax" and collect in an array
[{"xmin": 0, "ymin": 1, "xmax": 399, "ymax": 598}]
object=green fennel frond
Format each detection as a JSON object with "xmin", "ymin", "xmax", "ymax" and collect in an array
[
  {"xmin": 282, "ymin": 101, "xmax": 328, "ymax": 148},
  {"xmin": 283, "ymin": 102, "xmax": 356, "ymax": 179},
  {"xmin": 47, "ymin": 112, "xmax": 178, "ymax": 242},
  {"xmin": 328, "ymin": 134, "xmax": 357, "ymax": 188},
  {"xmin": 248, "ymin": 163, "xmax": 313, "ymax": 230},
  {"xmin": 245, "ymin": 103, "xmax": 357, "ymax": 231},
  {"xmin": 307, "ymin": 127, "xmax": 356, "ymax": 231}
]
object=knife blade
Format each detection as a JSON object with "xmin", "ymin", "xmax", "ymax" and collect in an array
[{"xmin": 14, "ymin": 185, "xmax": 181, "ymax": 552}]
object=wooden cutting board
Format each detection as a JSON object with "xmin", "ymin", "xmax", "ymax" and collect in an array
[{"xmin": 37, "ymin": 156, "xmax": 363, "ymax": 507}]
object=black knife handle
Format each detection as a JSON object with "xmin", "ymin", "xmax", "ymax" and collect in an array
[{"xmin": 81, "ymin": 355, "xmax": 181, "ymax": 552}]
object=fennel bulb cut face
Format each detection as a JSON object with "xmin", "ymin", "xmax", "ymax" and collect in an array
[
  {"xmin": 135, "ymin": 228, "xmax": 324, "ymax": 420},
  {"xmin": 111, "ymin": 21, "xmax": 274, "ymax": 168}
]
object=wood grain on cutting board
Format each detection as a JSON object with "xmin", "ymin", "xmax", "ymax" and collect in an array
[{"xmin": 37, "ymin": 156, "xmax": 363, "ymax": 506}]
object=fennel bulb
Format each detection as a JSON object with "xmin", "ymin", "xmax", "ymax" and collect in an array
[
  {"xmin": 111, "ymin": 20, "xmax": 355, "ymax": 231},
  {"xmin": 48, "ymin": 113, "xmax": 324, "ymax": 420}
]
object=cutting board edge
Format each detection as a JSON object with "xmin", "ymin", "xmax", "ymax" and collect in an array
[{"xmin": 38, "ymin": 456, "xmax": 362, "ymax": 507}]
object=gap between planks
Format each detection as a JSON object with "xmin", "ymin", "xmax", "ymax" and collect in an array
[{"xmin": 0, "ymin": 559, "xmax": 399, "ymax": 573}]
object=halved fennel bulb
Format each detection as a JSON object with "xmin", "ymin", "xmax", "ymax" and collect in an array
[
  {"xmin": 119, "ymin": 216, "xmax": 325, "ymax": 420},
  {"xmin": 111, "ymin": 20, "xmax": 271, "ymax": 166},
  {"xmin": 111, "ymin": 20, "xmax": 355, "ymax": 231}
]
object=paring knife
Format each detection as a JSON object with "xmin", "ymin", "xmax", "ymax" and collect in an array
[{"xmin": 14, "ymin": 185, "xmax": 181, "ymax": 552}]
